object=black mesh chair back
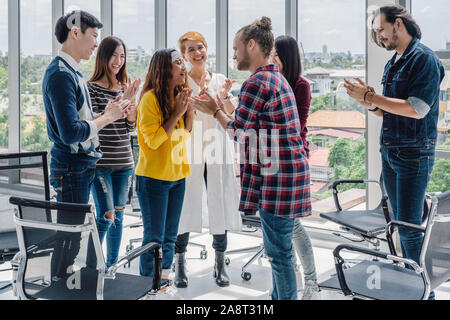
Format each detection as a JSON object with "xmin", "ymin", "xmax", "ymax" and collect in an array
[
  {"xmin": 0, "ymin": 152, "xmax": 50, "ymax": 266},
  {"xmin": 0, "ymin": 152, "xmax": 50, "ymax": 200},
  {"xmin": 422, "ymin": 190, "xmax": 450, "ymax": 295},
  {"xmin": 10, "ymin": 197, "xmax": 104, "ymax": 300}
]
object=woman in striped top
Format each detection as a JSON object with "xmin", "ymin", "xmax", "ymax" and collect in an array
[{"xmin": 88, "ymin": 36, "xmax": 141, "ymax": 268}]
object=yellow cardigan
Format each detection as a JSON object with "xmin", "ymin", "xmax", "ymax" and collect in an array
[{"xmin": 135, "ymin": 90, "xmax": 191, "ymax": 181}]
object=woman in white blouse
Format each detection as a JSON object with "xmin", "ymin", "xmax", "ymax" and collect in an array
[{"xmin": 174, "ymin": 32, "xmax": 241, "ymax": 288}]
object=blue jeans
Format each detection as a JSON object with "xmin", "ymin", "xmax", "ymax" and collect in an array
[
  {"xmin": 49, "ymin": 161, "xmax": 96, "ymax": 278},
  {"xmin": 382, "ymin": 146, "xmax": 435, "ymax": 300},
  {"xmin": 259, "ymin": 208, "xmax": 297, "ymax": 300},
  {"xmin": 292, "ymin": 218, "xmax": 317, "ymax": 282},
  {"xmin": 136, "ymin": 176, "xmax": 186, "ymax": 278},
  {"xmin": 91, "ymin": 168, "xmax": 133, "ymax": 268}
]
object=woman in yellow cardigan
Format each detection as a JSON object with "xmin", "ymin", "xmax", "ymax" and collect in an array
[{"xmin": 135, "ymin": 49, "xmax": 194, "ymax": 279}]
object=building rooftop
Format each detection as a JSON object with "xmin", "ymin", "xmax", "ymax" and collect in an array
[
  {"xmin": 305, "ymin": 67, "xmax": 332, "ymax": 75},
  {"xmin": 307, "ymin": 110, "xmax": 366, "ymax": 130},
  {"xmin": 309, "ymin": 147, "xmax": 330, "ymax": 168},
  {"xmin": 309, "ymin": 128, "xmax": 363, "ymax": 140},
  {"xmin": 329, "ymin": 69, "xmax": 366, "ymax": 79}
]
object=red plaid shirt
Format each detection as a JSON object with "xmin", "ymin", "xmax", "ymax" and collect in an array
[{"xmin": 227, "ymin": 65, "xmax": 311, "ymax": 219}]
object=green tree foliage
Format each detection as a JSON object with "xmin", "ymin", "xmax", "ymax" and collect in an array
[
  {"xmin": 310, "ymin": 94, "xmax": 335, "ymax": 114},
  {"xmin": 21, "ymin": 116, "xmax": 51, "ymax": 152},
  {"xmin": 0, "ymin": 55, "xmax": 8, "ymax": 99},
  {"xmin": 20, "ymin": 56, "xmax": 50, "ymax": 94},
  {"xmin": 310, "ymin": 93, "xmax": 364, "ymax": 114},
  {"xmin": 428, "ymin": 159, "xmax": 450, "ymax": 193},
  {"xmin": 428, "ymin": 137, "xmax": 450, "ymax": 193},
  {"xmin": 0, "ymin": 63, "xmax": 7, "ymax": 90},
  {"xmin": 0, "ymin": 108, "xmax": 7, "ymax": 148},
  {"xmin": 329, "ymin": 138, "xmax": 367, "ymax": 191}
]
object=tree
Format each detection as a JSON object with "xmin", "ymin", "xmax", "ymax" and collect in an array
[
  {"xmin": 427, "ymin": 137, "xmax": 450, "ymax": 193},
  {"xmin": 428, "ymin": 159, "xmax": 450, "ymax": 193},
  {"xmin": 0, "ymin": 63, "xmax": 7, "ymax": 90},
  {"xmin": 21, "ymin": 116, "xmax": 51, "ymax": 152},
  {"xmin": 0, "ymin": 108, "xmax": 8, "ymax": 148},
  {"xmin": 329, "ymin": 138, "xmax": 367, "ymax": 191},
  {"xmin": 310, "ymin": 93, "xmax": 335, "ymax": 114}
]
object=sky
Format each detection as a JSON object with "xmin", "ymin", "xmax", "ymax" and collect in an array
[{"xmin": 0, "ymin": 0, "xmax": 448, "ymax": 57}]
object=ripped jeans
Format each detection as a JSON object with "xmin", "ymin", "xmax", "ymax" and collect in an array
[{"xmin": 91, "ymin": 168, "xmax": 134, "ymax": 268}]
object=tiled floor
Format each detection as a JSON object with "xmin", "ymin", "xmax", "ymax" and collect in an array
[{"xmin": 1, "ymin": 198, "xmax": 449, "ymax": 300}]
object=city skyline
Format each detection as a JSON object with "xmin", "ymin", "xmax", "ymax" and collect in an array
[{"xmin": 0, "ymin": 0, "xmax": 448, "ymax": 56}]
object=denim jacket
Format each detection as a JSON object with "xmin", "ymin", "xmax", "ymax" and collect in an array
[{"xmin": 381, "ymin": 37, "xmax": 445, "ymax": 148}]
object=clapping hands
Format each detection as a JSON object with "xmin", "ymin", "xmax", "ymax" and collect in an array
[
  {"xmin": 219, "ymin": 78, "xmax": 236, "ymax": 100},
  {"xmin": 104, "ymin": 96, "xmax": 131, "ymax": 122},
  {"xmin": 122, "ymin": 78, "xmax": 141, "ymax": 122}
]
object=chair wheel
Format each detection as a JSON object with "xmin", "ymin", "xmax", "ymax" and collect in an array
[
  {"xmin": 242, "ymin": 272, "xmax": 251, "ymax": 281},
  {"xmin": 225, "ymin": 257, "xmax": 230, "ymax": 266},
  {"xmin": 200, "ymin": 250, "xmax": 207, "ymax": 260}
]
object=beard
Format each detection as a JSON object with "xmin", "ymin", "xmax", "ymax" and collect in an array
[
  {"xmin": 237, "ymin": 49, "xmax": 251, "ymax": 71},
  {"xmin": 384, "ymin": 27, "xmax": 399, "ymax": 51}
]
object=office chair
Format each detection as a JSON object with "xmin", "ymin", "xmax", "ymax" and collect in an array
[
  {"xmin": 9, "ymin": 196, "xmax": 167, "ymax": 300},
  {"xmin": 0, "ymin": 151, "xmax": 50, "ymax": 293},
  {"xmin": 320, "ymin": 176, "xmax": 430, "ymax": 255},
  {"xmin": 124, "ymin": 135, "xmax": 208, "ymax": 261},
  {"xmin": 319, "ymin": 177, "xmax": 391, "ymax": 252},
  {"xmin": 319, "ymin": 190, "xmax": 450, "ymax": 300}
]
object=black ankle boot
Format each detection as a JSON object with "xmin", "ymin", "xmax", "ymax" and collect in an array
[
  {"xmin": 214, "ymin": 251, "xmax": 230, "ymax": 287},
  {"xmin": 174, "ymin": 253, "xmax": 188, "ymax": 288}
]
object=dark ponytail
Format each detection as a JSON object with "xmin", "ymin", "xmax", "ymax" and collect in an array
[{"xmin": 371, "ymin": 5, "xmax": 422, "ymax": 47}]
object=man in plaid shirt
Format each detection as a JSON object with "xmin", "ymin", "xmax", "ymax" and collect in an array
[{"xmin": 191, "ymin": 17, "xmax": 311, "ymax": 300}]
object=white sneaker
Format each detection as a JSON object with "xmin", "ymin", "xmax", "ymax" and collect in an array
[{"xmin": 301, "ymin": 280, "xmax": 321, "ymax": 300}]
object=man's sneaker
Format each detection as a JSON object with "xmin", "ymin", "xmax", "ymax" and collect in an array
[{"xmin": 301, "ymin": 280, "xmax": 321, "ymax": 300}]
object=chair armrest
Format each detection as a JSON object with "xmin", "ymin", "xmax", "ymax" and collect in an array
[
  {"xmin": 332, "ymin": 179, "xmax": 380, "ymax": 211},
  {"xmin": 9, "ymin": 197, "xmax": 92, "ymax": 213},
  {"xmin": 386, "ymin": 221, "xmax": 426, "ymax": 257},
  {"xmin": 332, "ymin": 244, "xmax": 424, "ymax": 296},
  {"xmin": 107, "ymin": 242, "xmax": 163, "ymax": 292},
  {"xmin": 107, "ymin": 242, "xmax": 160, "ymax": 276}
]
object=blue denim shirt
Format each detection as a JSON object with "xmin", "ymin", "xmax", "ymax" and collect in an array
[{"xmin": 381, "ymin": 37, "xmax": 445, "ymax": 148}]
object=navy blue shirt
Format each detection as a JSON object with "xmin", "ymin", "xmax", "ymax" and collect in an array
[
  {"xmin": 381, "ymin": 37, "xmax": 445, "ymax": 148},
  {"xmin": 43, "ymin": 52, "xmax": 102, "ymax": 168}
]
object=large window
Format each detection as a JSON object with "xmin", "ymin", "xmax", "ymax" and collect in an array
[
  {"xmin": 412, "ymin": 0, "xmax": 449, "ymax": 51},
  {"xmin": 228, "ymin": 0, "xmax": 285, "ymax": 88},
  {"xmin": 113, "ymin": 0, "xmax": 155, "ymax": 82},
  {"xmin": 298, "ymin": 0, "xmax": 367, "ymax": 225},
  {"xmin": 64, "ymin": 0, "xmax": 101, "ymax": 79},
  {"xmin": 0, "ymin": 0, "xmax": 8, "ymax": 152},
  {"xmin": 20, "ymin": 0, "xmax": 52, "ymax": 153},
  {"xmin": 167, "ymin": 0, "xmax": 216, "ymax": 72},
  {"xmin": 413, "ymin": 0, "xmax": 450, "ymax": 193}
]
